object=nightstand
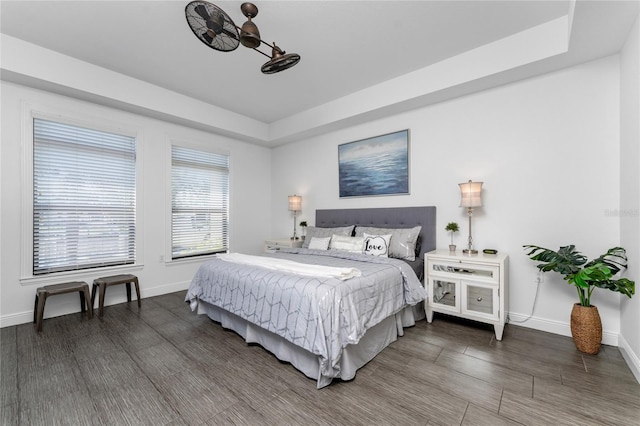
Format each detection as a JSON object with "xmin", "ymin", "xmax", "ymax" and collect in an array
[
  {"xmin": 425, "ymin": 249, "xmax": 509, "ymax": 340},
  {"xmin": 264, "ymin": 238, "xmax": 303, "ymax": 253}
]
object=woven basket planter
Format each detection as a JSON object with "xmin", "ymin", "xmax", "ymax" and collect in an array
[{"xmin": 570, "ymin": 303, "xmax": 602, "ymax": 355}]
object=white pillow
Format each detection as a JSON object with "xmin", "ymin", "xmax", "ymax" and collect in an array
[
  {"xmin": 307, "ymin": 236, "xmax": 331, "ymax": 250},
  {"xmin": 355, "ymin": 226, "xmax": 421, "ymax": 261},
  {"xmin": 363, "ymin": 233, "xmax": 391, "ymax": 257},
  {"xmin": 329, "ymin": 234, "xmax": 364, "ymax": 253},
  {"xmin": 302, "ymin": 225, "xmax": 354, "ymax": 248}
]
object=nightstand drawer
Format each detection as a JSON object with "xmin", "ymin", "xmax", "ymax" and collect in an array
[
  {"xmin": 264, "ymin": 238, "xmax": 303, "ymax": 252},
  {"xmin": 267, "ymin": 240, "xmax": 293, "ymax": 248},
  {"xmin": 427, "ymin": 260, "xmax": 499, "ymax": 284},
  {"xmin": 465, "ymin": 285, "xmax": 495, "ymax": 316}
]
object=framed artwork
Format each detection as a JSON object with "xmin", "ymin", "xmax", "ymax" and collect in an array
[{"xmin": 338, "ymin": 129, "xmax": 409, "ymax": 198}]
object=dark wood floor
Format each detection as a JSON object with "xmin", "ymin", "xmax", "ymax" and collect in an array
[{"xmin": 2, "ymin": 290, "xmax": 639, "ymax": 425}]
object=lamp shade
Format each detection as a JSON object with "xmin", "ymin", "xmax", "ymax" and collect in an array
[
  {"xmin": 459, "ymin": 180, "xmax": 483, "ymax": 208},
  {"xmin": 288, "ymin": 194, "xmax": 301, "ymax": 212}
]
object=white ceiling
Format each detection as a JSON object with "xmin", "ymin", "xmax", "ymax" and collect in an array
[{"xmin": 1, "ymin": 1, "xmax": 638, "ymax": 146}]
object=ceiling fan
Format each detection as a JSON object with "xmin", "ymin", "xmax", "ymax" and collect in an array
[{"xmin": 185, "ymin": 1, "xmax": 301, "ymax": 74}]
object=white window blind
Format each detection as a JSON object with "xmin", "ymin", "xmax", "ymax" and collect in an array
[
  {"xmin": 171, "ymin": 146, "xmax": 229, "ymax": 259},
  {"xmin": 33, "ymin": 118, "xmax": 136, "ymax": 275}
]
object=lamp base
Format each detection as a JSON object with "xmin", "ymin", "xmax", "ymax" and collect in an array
[{"xmin": 462, "ymin": 249, "xmax": 478, "ymax": 255}]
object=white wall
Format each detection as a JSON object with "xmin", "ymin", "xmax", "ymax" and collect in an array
[
  {"xmin": 0, "ymin": 82, "xmax": 272, "ymax": 327},
  {"xmin": 619, "ymin": 14, "xmax": 640, "ymax": 381},
  {"xmin": 272, "ymin": 56, "xmax": 623, "ymax": 344}
]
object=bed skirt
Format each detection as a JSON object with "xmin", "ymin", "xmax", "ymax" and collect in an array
[{"xmin": 197, "ymin": 301, "xmax": 423, "ymax": 388}]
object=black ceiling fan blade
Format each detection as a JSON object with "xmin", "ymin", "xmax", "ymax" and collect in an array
[
  {"xmin": 194, "ymin": 4, "xmax": 210, "ymax": 20},
  {"xmin": 222, "ymin": 27, "xmax": 239, "ymax": 40},
  {"xmin": 206, "ymin": 18, "xmax": 225, "ymax": 34},
  {"xmin": 201, "ymin": 31, "xmax": 214, "ymax": 44}
]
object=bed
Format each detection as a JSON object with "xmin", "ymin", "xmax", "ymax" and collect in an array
[{"xmin": 186, "ymin": 206, "xmax": 436, "ymax": 388}]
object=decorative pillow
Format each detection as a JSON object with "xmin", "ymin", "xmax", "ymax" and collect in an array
[
  {"xmin": 307, "ymin": 236, "xmax": 331, "ymax": 250},
  {"xmin": 329, "ymin": 234, "xmax": 364, "ymax": 253},
  {"xmin": 302, "ymin": 225, "xmax": 354, "ymax": 248},
  {"xmin": 355, "ymin": 226, "xmax": 422, "ymax": 261},
  {"xmin": 363, "ymin": 233, "xmax": 391, "ymax": 257}
]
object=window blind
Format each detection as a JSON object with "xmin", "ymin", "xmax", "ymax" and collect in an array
[
  {"xmin": 33, "ymin": 118, "xmax": 136, "ymax": 275},
  {"xmin": 171, "ymin": 146, "xmax": 229, "ymax": 259}
]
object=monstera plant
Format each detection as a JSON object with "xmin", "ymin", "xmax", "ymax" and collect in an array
[
  {"xmin": 523, "ymin": 245, "xmax": 634, "ymax": 306},
  {"xmin": 523, "ymin": 244, "xmax": 635, "ymax": 354}
]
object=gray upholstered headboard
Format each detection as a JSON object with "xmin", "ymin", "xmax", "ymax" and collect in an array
[{"xmin": 315, "ymin": 206, "xmax": 436, "ymax": 261}]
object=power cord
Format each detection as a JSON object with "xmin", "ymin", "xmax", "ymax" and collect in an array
[{"xmin": 507, "ymin": 274, "xmax": 542, "ymax": 324}]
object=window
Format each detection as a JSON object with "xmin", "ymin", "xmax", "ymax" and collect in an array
[
  {"xmin": 171, "ymin": 145, "xmax": 229, "ymax": 259},
  {"xmin": 33, "ymin": 118, "xmax": 136, "ymax": 275}
]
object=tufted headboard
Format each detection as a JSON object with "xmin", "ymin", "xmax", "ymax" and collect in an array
[{"xmin": 315, "ymin": 206, "xmax": 436, "ymax": 265}]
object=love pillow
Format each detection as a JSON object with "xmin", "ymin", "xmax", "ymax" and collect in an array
[{"xmin": 363, "ymin": 233, "xmax": 391, "ymax": 257}]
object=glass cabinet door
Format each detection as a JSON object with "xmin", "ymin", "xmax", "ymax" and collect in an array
[
  {"xmin": 461, "ymin": 281, "xmax": 499, "ymax": 320},
  {"xmin": 430, "ymin": 278, "xmax": 459, "ymax": 313}
]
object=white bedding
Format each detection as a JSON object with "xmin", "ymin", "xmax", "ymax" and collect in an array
[
  {"xmin": 217, "ymin": 252, "xmax": 362, "ymax": 280},
  {"xmin": 186, "ymin": 248, "xmax": 426, "ymax": 387}
]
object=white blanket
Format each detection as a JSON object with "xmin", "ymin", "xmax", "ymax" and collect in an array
[{"xmin": 218, "ymin": 252, "xmax": 361, "ymax": 280}]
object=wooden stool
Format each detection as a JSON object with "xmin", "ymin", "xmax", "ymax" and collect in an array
[
  {"xmin": 91, "ymin": 274, "xmax": 141, "ymax": 317},
  {"xmin": 34, "ymin": 282, "xmax": 93, "ymax": 332}
]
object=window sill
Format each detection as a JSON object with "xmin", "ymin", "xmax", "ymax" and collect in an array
[{"xmin": 164, "ymin": 253, "xmax": 220, "ymax": 266}]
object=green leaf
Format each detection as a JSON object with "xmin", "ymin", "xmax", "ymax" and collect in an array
[
  {"xmin": 586, "ymin": 247, "xmax": 628, "ymax": 275},
  {"xmin": 445, "ymin": 222, "xmax": 459, "ymax": 232},
  {"xmin": 523, "ymin": 244, "xmax": 586, "ymax": 277},
  {"xmin": 523, "ymin": 244, "xmax": 636, "ymax": 305}
]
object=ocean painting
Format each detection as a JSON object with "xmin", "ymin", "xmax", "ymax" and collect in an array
[{"xmin": 339, "ymin": 130, "xmax": 409, "ymax": 197}]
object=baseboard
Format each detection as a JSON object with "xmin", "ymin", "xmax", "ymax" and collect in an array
[
  {"xmin": 0, "ymin": 280, "xmax": 191, "ymax": 328},
  {"xmin": 0, "ymin": 311, "xmax": 34, "ymax": 329},
  {"xmin": 618, "ymin": 334, "xmax": 640, "ymax": 384},
  {"xmin": 141, "ymin": 280, "xmax": 191, "ymax": 298},
  {"xmin": 507, "ymin": 312, "xmax": 618, "ymax": 346}
]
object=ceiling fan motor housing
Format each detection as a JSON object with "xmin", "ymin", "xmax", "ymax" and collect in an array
[{"xmin": 240, "ymin": 19, "xmax": 261, "ymax": 49}]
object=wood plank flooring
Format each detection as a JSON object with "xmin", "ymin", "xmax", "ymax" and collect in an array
[{"xmin": 1, "ymin": 290, "xmax": 639, "ymax": 425}]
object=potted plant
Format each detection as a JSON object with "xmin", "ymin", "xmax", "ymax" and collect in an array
[
  {"xmin": 523, "ymin": 244, "xmax": 635, "ymax": 354},
  {"xmin": 445, "ymin": 222, "xmax": 459, "ymax": 252},
  {"xmin": 299, "ymin": 221, "xmax": 308, "ymax": 240}
]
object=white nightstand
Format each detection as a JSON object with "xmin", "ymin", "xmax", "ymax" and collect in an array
[
  {"xmin": 264, "ymin": 238, "xmax": 303, "ymax": 253},
  {"xmin": 425, "ymin": 249, "xmax": 509, "ymax": 340}
]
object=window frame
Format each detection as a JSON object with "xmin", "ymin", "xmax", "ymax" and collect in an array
[
  {"xmin": 20, "ymin": 105, "xmax": 144, "ymax": 285},
  {"xmin": 165, "ymin": 139, "xmax": 230, "ymax": 264}
]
